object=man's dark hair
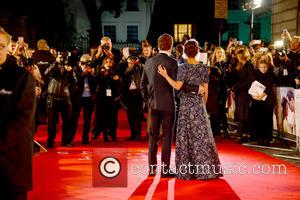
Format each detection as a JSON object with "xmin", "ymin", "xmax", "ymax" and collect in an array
[{"xmin": 158, "ymin": 33, "xmax": 173, "ymax": 51}]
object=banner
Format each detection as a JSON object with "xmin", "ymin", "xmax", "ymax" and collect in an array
[
  {"xmin": 215, "ymin": 0, "xmax": 228, "ymax": 19},
  {"xmin": 294, "ymin": 89, "xmax": 300, "ymax": 150},
  {"xmin": 227, "ymin": 87, "xmax": 298, "ymax": 140},
  {"xmin": 273, "ymin": 87, "xmax": 296, "ymax": 136}
]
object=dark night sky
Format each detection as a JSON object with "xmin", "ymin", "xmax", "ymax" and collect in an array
[
  {"xmin": 147, "ymin": 0, "xmax": 217, "ymax": 45},
  {"xmin": 1, "ymin": 0, "xmax": 66, "ymax": 39},
  {"xmin": 1, "ymin": 0, "xmax": 219, "ymax": 45}
]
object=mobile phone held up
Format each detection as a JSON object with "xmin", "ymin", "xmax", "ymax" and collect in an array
[{"xmin": 18, "ymin": 37, "xmax": 24, "ymax": 43}]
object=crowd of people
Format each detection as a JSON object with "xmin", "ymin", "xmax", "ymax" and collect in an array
[{"xmin": 1, "ymin": 25, "xmax": 300, "ymax": 198}]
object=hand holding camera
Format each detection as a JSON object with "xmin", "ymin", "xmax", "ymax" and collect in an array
[
  {"xmin": 64, "ymin": 65, "xmax": 72, "ymax": 71},
  {"xmin": 15, "ymin": 37, "xmax": 28, "ymax": 52},
  {"xmin": 281, "ymin": 29, "xmax": 291, "ymax": 40},
  {"xmin": 85, "ymin": 66, "xmax": 95, "ymax": 74}
]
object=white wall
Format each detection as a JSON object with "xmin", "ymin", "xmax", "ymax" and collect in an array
[
  {"xmin": 63, "ymin": 0, "xmax": 154, "ymax": 42},
  {"xmin": 272, "ymin": 0, "xmax": 298, "ymax": 40}
]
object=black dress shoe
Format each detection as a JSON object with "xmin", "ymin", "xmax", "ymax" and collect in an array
[
  {"xmin": 148, "ymin": 172, "xmax": 156, "ymax": 177},
  {"xmin": 161, "ymin": 169, "xmax": 176, "ymax": 178},
  {"xmin": 161, "ymin": 172, "xmax": 175, "ymax": 178}
]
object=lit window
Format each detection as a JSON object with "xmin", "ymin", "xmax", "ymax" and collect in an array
[{"xmin": 174, "ymin": 24, "xmax": 192, "ymax": 42}]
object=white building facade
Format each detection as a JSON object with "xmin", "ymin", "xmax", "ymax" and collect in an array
[
  {"xmin": 272, "ymin": 0, "xmax": 300, "ymax": 40},
  {"xmin": 63, "ymin": 0, "xmax": 155, "ymax": 43}
]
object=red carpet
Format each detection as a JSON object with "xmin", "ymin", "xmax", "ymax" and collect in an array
[{"xmin": 29, "ymin": 110, "xmax": 300, "ymax": 199}]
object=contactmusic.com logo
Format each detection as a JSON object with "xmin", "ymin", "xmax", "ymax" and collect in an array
[
  {"xmin": 99, "ymin": 157, "xmax": 122, "ymax": 178},
  {"xmin": 93, "ymin": 148, "xmax": 127, "ymax": 187}
]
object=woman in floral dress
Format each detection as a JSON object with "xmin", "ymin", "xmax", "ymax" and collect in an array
[{"xmin": 158, "ymin": 39, "xmax": 223, "ymax": 180}]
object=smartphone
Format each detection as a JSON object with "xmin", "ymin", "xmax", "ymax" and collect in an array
[
  {"xmin": 18, "ymin": 37, "xmax": 24, "ymax": 43},
  {"xmin": 259, "ymin": 47, "xmax": 268, "ymax": 52}
]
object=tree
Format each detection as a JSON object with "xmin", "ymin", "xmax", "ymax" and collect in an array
[{"xmin": 81, "ymin": 0, "xmax": 124, "ymax": 46}]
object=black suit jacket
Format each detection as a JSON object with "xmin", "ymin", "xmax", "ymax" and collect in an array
[
  {"xmin": 140, "ymin": 53, "xmax": 177, "ymax": 112},
  {"xmin": 71, "ymin": 65, "xmax": 97, "ymax": 104}
]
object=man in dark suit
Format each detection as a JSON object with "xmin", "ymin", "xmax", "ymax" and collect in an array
[{"xmin": 140, "ymin": 33, "xmax": 200, "ymax": 177}]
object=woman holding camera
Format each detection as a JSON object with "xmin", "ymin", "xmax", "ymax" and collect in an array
[{"xmin": 92, "ymin": 57, "xmax": 122, "ymax": 142}]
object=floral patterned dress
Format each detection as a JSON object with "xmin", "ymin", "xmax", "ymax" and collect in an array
[{"xmin": 175, "ymin": 63, "xmax": 223, "ymax": 180}]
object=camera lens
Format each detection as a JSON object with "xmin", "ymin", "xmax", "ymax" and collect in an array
[{"xmin": 102, "ymin": 45, "xmax": 109, "ymax": 51}]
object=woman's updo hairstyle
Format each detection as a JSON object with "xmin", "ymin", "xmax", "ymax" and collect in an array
[{"xmin": 184, "ymin": 39, "xmax": 199, "ymax": 58}]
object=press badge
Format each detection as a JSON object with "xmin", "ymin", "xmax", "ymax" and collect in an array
[
  {"xmin": 283, "ymin": 69, "xmax": 288, "ymax": 76},
  {"xmin": 106, "ymin": 89, "xmax": 112, "ymax": 97}
]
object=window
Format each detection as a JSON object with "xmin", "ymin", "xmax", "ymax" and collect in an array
[
  {"xmin": 127, "ymin": 25, "xmax": 138, "ymax": 42},
  {"xmin": 103, "ymin": 25, "xmax": 116, "ymax": 42},
  {"xmin": 228, "ymin": 0, "xmax": 243, "ymax": 10},
  {"xmin": 174, "ymin": 24, "xmax": 192, "ymax": 43},
  {"xmin": 227, "ymin": 23, "xmax": 239, "ymax": 39},
  {"xmin": 126, "ymin": 0, "xmax": 139, "ymax": 11},
  {"xmin": 253, "ymin": 23, "xmax": 261, "ymax": 39}
]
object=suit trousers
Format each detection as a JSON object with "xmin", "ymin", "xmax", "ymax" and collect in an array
[{"xmin": 148, "ymin": 109, "xmax": 174, "ymax": 172}]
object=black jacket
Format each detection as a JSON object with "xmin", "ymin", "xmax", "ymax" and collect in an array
[
  {"xmin": 95, "ymin": 66, "xmax": 122, "ymax": 99},
  {"xmin": 140, "ymin": 53, "xmax": 177, "ymax": 111},
  {"xmin": 45, "ymin": 62, "xmax": 75, "ymax": 98},
  {"xmin": 71, "ymin": 65, "xmax": 97, "ymax": 104},
  {"xmin": 121, "ymin": 63, "xmax": 143, "ymax": 104},
  {"xmin": 252, "ymin": 68, "xmax": 276, "ymax": 108},
  {"xmin": 0, "ymin": 56, "xmax": 36, "ymax": 192}
]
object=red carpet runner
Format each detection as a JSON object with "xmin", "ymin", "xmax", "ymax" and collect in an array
[{"xmin": 29, "ymin": 110, "xmax": 300, "ymax": 199}]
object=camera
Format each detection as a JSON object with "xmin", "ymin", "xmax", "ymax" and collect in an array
[
  {"xmin": 101, "ymin": 45, "xmax": 110, "ymax": 51},
  {"xmin": 128, "ymin": 48, "xmax": 139, "ymax": 60},
  {"xmin": 128, "ymin": 54, "xmax": 138, "ymax": 60},
  {"xmin": 81, "ymin": 60, "xmax": 97, "ymax": 68},
  {"xmin": 57, "ymin": 51, "xmax": 72, "ymax": 65},
  {"xmin": 278, "ymin": 50, "xmax": 286, "ymax": 58}
]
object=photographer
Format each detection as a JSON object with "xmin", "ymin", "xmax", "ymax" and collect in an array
[
  {"xmin": 32, "ymin": 39, "xmax": 56, "ymax": 125},
  {"xmin": 94, "ymin": 36, "xmax": 121, "ymax": 69},
  {"xmin": 69, "ymin": 54, "xmax": 96, "ymax": 145},
  {"xmin": 275, "ymin": 50, "xmax": 296, "ymax": 87},
  {"xmin": 92, "ymin": 57, "xmax": 122, "ymax": 142},
  {"xmin": 287, "ymin": 36, "xmax": 300, "ymax": 88},
  {"xmin": 45, "ymin": 53, "xmax": 76, "ymax": 148},
  {"xmin": 11, "ymin": 39, "xmax": 30, "ymax": 68},
  {"xmin": 121, "ymin": 54, "xmax": 144, "ymax": 141}
]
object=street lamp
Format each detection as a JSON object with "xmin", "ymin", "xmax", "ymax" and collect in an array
[{"xmin": 243, "ymin": 0, "xmax": 262, "ymax": 41}]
